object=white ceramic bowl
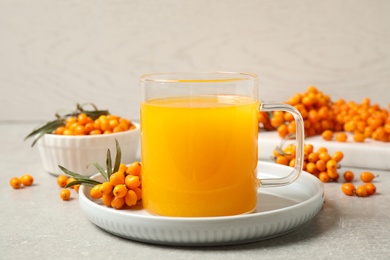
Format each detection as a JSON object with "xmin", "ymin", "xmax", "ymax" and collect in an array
[{"xmin": 37, "ymin": 122, "xmax": 140, "ymax": 176}]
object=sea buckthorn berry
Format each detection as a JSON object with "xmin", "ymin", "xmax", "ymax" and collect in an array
[
  {"xmin": 302, "ymin": 161, "xmax": 308, "ymax": 171},
  {"xmin": 66, "ymin": 117, "xmax": 77, "ymax": 125},
  {"xmin": 277, "ymin": 124, "xmax": 288, "ymax": 138},
  {"xmin": 363, "ymin": 126, "xmax": 374, "ymax": 138},
  {"xmin": 287, "ymin": 121, "xmax": 297, "ymax": 133},
  {"xmin": 118, "ymin": 163, "xmax": 128, "ymax": 173},
  {"xmin": 57, "ymin": 175, "xmax": 68, "ymax": 188},
  {"xmin": 344, "ymin": 121, "xmax": 356, "ymax": 132},
  {"xmin": 271, "ymin": 115, "xmax": 284, "ymax": 128},
  {"xmin": 102, "ymin": 194, "xmax": 114, "ymax": 207},
  {"xmin": 125, "ymin": 190, "xmax": 138, "ymax": 207},
  {"xmin": 384, "ymin": 123, "xmax": 390, "ymax": 134},
  {"xmin": 125, "ymin": 175, "xmax": 141, "ymax": 190},
  {"xmin": 73, "ymin": 184, "xmax": 80, "ymax": 193},
  {"xmin": 113, "ymin": 126, "xmax": 124, "ymax": 133},
  {"xmin": 315, "ymin": 160, "xmax": 327, "ymax": 172},
  {"xmin": 287, "ymin": 93, "xmax": 301, "ymax": 105},
  {"xmin": 331, "ymin": 151, "xmax": 344, "ymax": 162},
  {"xmin": 321, "ymin": 130, "xmax": 334, "ymax": 141},
  {"xmin": 327, "ymin": 169, "xmax": 339, "ymax": 180},
  {"xmin": 126, "ymin": 162, "xmax": 142, "ymax": 176},
  {"xmin": 77, "ymin": 113, "xmax": 89, "ymax": 125},
  {"xmin": 318, "ymin": 151, "xmax": 330, "ymax": 162},
  {"xmin": 356, "ymin": 121, "xmax": 367, "ymax": 132},
  {"xmin": 69, "ymin": 122, "xmax": 78, "ymax": 132},
  {"xmin": 109, "ymin": 119, "xmax": 119, "ymax": 129},
  {"xmin": 60, "ymin": 189, "xmax": 71, "ymax": 200},
  {"xmin": 84, "ymin": 122, "xmax": 94, "ymax": 133},
  {"xmin": 55, "ymin": 126, "xmax": 66, "ymax": 135},
  {"xmin": 364, "ymin": 183, "xmax": 376, "ymax": 195},
  {"xmin": 343, "ymin": 171, "xmax": 354, "ymax": 182},
  {"xmin": 109, "ymin": 171, "xmax": 125, "ymax": 186},
  {"xmin": 283, "ymin": 145, "xmax": 295, "ymax": 161},
  {"xmin": 273, "ymin": 149, "xmax": 282, "ymax": 157},
  {"xmin": 119, "ymin": 124, "xmax": 130, "ymax": 132},
  {"xmin": 289, "ymin": 158, "xmax": 296, "ymax": 167},
  {"xmin": 89, "ymin": 129, "xmax": 102, "ymax": 135},
  {"xmin": 100, "ymin": 182, "xmax": 114, "ymax": 195},
  {"xmin": 74, "ymin": 125, "xmax": 86, "ymax": 135},
  {"xmin": 284, "ymin": 112, "xmax": 294, "ymax": 122},
  {"xmin": 111, "ymin": 196, "xmax": 125, "ymax": 209},
  {"xmin": 119, "ymin": 117, "xmax": 131, "ymax": 125},
  {"xmin": 306, "ymin": 162, "xmax": 317, "ymax": 174},
  {"xmin": 360, "ymin": 171, "xmax": 376, "ymax": 183},
  {"xmin": 316, "ymin": 147, "xmax": 328, "ymax": 154},
  {"xmin": 20, "ymin": 174, "xmax": 34, "ymax": 186},
  {"xmin": 302, "ymin": 95, "xmax": 315, "ymax": 107},
  {"xmin": 353, "ymin": 132, "xmax": 365, "ymax": 142},
  {"xmin": 107, "ymin": 114, "xmax": 120, "ymax": 121},
  {"xmin": 133, "ymin": 187, "xmax": 142, "ymax": 201},
  {"xmin": 326, "ymin": 159, "xmax": 338, "ymax": 171},
  {"xmin": 335, "ymin": 132, "xmax": 348, "ymax": 142},
  {"xmin": 308, "ymin": 152, "xmax": 319, "ymax": 163},
  {"xmin": 63, "ymin": 129, "xmax": 74, "ymax": 135},
  {"xmin": 304, "ymin": 144, "xmax": 314, "ymax": 154},
  {"xmin": 90, "ymin": 184, "xmax": 102, "ymax": 199},
  {"xmin": 342, "ymin": 183, "xmax": 356, "ymax": 196},
  {"xmin": 319, "ymin": 172, "xmax": 330, "ymax": 183},
  {"xmin": 275, "ymin": 156, "xmax": 288, "ymax": 166},
  {"xmin": 113, "ymin": 184, "xmax": 128, "ymax": 198},
  {"xmin": 10, "ymin": 177, "xmax": 22, "ymax": 189},
  {"xmin": 93, "ymin": 119, "xmax": 101, "ymax": 129},
  {"xmin": 356, "ymin": 185, "xmax": 368, "ymax": 197}
]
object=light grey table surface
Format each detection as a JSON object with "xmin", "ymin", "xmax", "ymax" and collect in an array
[{"xmin": 1, "ymin": 122, "xmax": 389, "ymax": 260}]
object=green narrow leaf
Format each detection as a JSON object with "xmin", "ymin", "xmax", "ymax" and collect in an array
[
  {"xmin": 25, "ymin": 119, "xmax": 62, "ymax": 140},
  {"xmin": 65, "ymin": 180, "xmax": 101, "ymax": 188},
  {"xmin": 91, "ymin": 162, "xmax": 108, "ymax": 181},
  {"xmin": 30, "ymin": 132, "xmax": 46, "ymax": 147},
  {"xmin": 84, "ymin": 109, "xmax": 109, "ymax": 120},
  {"xmin": 113, "ymin": 139, "xmax": 121, "ymax": 173},
  {"xmin": 106, "ymin": 149, "xmax": 113, "ymax": 178},
  {"xmin": 58, "ymin": 165, "xmax": 87, "ymax": 179},
  {"xmin": 25, "ymin": 119, "xmax": 64, "ymax": 147}
]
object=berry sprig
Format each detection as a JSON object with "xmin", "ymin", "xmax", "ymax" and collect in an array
[
  {"xmin": 58, "ymin": 139, "xmax": 142, "ymax": 208},
  {"xmin": 25, "ymin": 103, "xmax": 109, "ymax": 147},
  {"xmin": 273, "ymin": 134, "xmax": 344, "ymax": 182}
]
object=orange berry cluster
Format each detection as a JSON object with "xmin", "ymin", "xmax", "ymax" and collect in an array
[
  {"xmin": 9, "ymin": 174, "xmax": 34, "ymax": 189},
  {"xmin": 274, "ymin": 143, "xmax": 344, "ymax": 183},
  {"xmin": 258, "ymin": 86, "xmax": 390, "ymax": 142},
  {"xmin": 89, "ymin": 162, "xmax": 142, "ymax": 209},
  {"xmin": 332, "ymin": 98, "xmax": 389, "ymax": 142},
  {"xmin": 341, "ymin": 171, "xmax": 377, "ymax": 197},
  {"xmin": 57, "ymin": 175, "xmax": 80, "ymax": 200},
  {"xmin": 54, "ymin": 114, "xmax": 135, "ymax": 136}
]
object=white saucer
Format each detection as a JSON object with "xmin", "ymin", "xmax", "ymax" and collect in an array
[{"xmin": 79, "ymin": 161, "xmax": 324, "ymax": 246}]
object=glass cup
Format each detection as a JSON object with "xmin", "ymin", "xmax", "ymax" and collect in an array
[{"xmin": 140, "ymin": 72, "xmax": 304, "ymax": 217}]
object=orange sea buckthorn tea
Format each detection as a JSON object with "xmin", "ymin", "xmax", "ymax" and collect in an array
[{"xmin": 140, "ymin": 72, "xmax": 305, "ymax": 217}]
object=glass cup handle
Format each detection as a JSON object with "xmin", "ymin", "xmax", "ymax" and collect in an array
[{"xmin": 259, "ymin": 103, "xmax": 305, "ymax": 187}]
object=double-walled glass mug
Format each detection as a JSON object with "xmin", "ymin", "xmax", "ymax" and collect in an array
[{"xmin": 140, "ymin": 72, "xmax": 304, "ymax": 217}]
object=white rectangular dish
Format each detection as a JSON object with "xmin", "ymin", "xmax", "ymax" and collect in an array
[{"xmin": 258, "ymin": 131, "xmax": 390, "ymax": 171}]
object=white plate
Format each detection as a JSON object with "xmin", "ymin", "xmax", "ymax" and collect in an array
[{"xmin": 79, "ymin": 161, "xmax": 324, "ymax": 246}]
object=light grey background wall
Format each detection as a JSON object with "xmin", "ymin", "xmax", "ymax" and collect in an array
[{"xmin": 1, "ymin": 0, "xmax": 389, "ymax": 122}]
